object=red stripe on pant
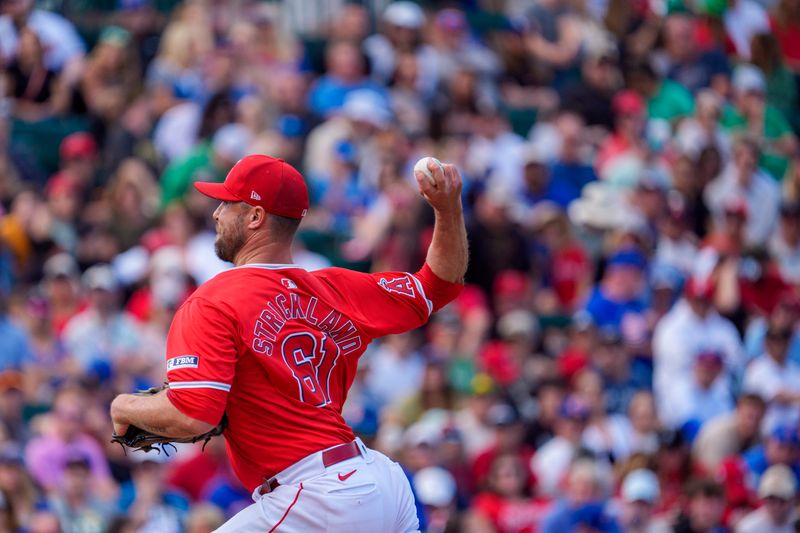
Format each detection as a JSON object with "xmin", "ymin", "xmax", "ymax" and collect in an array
[{"xmin": 268, "ymin": 483, "xmax": 304, "ymax": 533}]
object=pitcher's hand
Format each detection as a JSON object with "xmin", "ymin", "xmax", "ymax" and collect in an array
[{"xmin": 414, "ymin": 160, "xmax": 463, "ymax": 214}]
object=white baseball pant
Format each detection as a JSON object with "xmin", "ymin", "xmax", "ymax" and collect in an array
[{"xmin": 213, "ymin": 438, "xmax": 420, "ymax": 532}]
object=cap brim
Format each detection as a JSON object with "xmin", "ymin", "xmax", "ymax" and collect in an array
[{"xmin": 193, "ymin": 181, "xmax": 240, "ymax": 202}]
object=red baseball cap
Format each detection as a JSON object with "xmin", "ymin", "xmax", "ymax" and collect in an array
[
  {"xmin": 60, "ymin": 132, "xmax": 98, "ymax": 160},
  {"xmin": 685, "ymin": 276, "xmax": 715, "ymax": 300},
  {"xmin": 193, "ymin": 155, "xmax": 309, "ymax": 219},
  {"xmin": 613, "ymin": 90, "xmax": 645, "ymax": 116}
]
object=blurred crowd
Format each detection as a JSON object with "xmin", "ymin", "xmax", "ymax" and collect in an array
[{"xmin": 2, "ymin": 0, "xmax": 800, "ymax": 531}]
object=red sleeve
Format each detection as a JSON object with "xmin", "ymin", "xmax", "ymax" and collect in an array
[
  {"xmin": 414, "ymin": 263, "xmax": 463, "ymax": 313},
  {"xmin": 165, "ymin": 296, "xmax": 238, "ymax": 426},
  {"xmin": 319, "ymin": 263, "xmax": 462, "ymax": 339}
]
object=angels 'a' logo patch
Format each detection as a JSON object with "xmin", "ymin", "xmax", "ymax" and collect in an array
[
  {"xmin": 167, "ymin": 355, "xmax": 199, "ymax": 372},
  {"xmin": 378, "ymin": 276, "xmax": 415, "ymax": 298}
]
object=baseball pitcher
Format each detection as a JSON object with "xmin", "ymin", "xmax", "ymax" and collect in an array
[{"xmin": 110, "ymin": 154, "xmax": 467, "ymax": 532}]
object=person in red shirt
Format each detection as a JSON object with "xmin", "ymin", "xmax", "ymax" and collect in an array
[
  {"xmin": 110, "ymin": 154, "xmax": 468, "ymax": 531},
  {"xmin": 770, "ymin": 0, "xmax": 800, "ymax": 71},
  {"xmin": 595, "ymin": 90, "xmax": 648, "ymax": 178},
  {"xmin": 468, "ymin": 453, "xmax": 551, "ymax": 533},
  {"xmin": 471, "ymin": 403, "xmax": 537, "ymax": 494}
]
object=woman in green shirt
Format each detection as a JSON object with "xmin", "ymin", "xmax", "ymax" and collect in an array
[
  {"xmin": 721, "ymin": 64, "xmax": 798, "ymax": 180},
  {"xmin": 751, "ymin": 33, "xmax": 800, "ymax": 134}
]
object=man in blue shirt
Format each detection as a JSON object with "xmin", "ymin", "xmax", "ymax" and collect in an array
[
  {"xmin": 584, "ymin": 249, "xmax": 648, "ymax": 329},
  {"xmin": 742, "ymin": 425, "xmax": 800, "ymax": 488},
  {"xmin": 0, "ymin": 293, "xmax": 32, "ymax": 371},
  {"xmin": 548, "ymin": 112, "xmax": 597, "ymax": 208},
  {"xmin": 308, "ymin": 41, "xmax": 387, "ymax": 118}
]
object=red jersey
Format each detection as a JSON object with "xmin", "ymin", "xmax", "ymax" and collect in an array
[
  {"xmin": 550, "ymin": 244, "xmax": 590, "ymax": 310},
  {"xmin": 165, "ymin": 262, "xmax": 461, "ymax": 490},
  {"xmin": 471, "ymin": 493, "xmax": 551, "ymax": 533}
]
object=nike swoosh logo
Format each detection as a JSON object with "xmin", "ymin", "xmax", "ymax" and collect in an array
[{"xmin": 338, "ymin": 469, "xmax": 357, "ymax": 482}]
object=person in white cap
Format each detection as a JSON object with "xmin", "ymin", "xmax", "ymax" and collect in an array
[
  {"xmin": 617, "ymin": 469, "xmax": 672, "ymax": 533},
  {"xmin": 413, "ymin": 466, "xmax": 458, "ymax": 533},
  {"xmin": 62, "ymin": 264, "xmax": 141, "ymax": 373},
  {"xmin": 363, "ymin": 2, "xmax": 439, "ymax": 98},
  {"xmin": 303, "ymin": 89, "xmax": 391, "ymax": 184},
  {"xmin": 736, "ymin": 464, "xmax": 798, "ymax": 533}
]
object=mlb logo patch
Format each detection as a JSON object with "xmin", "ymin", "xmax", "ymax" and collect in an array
[
  {"xmin": 281, "ymin": 278, "xmax": 298, "ymax": 289},
  {"xmin": 167, "ymin": 355, "xmax": 200, "ymax": 372}
]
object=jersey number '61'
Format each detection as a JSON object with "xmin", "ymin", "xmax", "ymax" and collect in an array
[{"xmin": 280, "ymin": 331, "xmax": 341, "ymax": 407}]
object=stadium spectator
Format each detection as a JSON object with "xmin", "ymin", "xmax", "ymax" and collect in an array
[
  {"xmin": 672, "ymin": 478, "xmax": 728, "ymax": 533},
  {"xmin": 769, "ymin": 201, "xmax": 800, "ymax": 283},
  {"xmin": 653, "ymin": 276, "xmax": 745, "ymax": 407},
  {"xmin": 560, "ymin": 44, "xmax": 619, "ymax": 131},
  {"xmin": 584, "ymin": 389, "xmax": 660, "ymax": 464},
  {"xmin": 363, "ymin": 2, "xmax": 438, "ymax": 99},
  {"xmin": 0, "ymin": 0, "xmax": 85, "ymax": 72},
  {"xmin": 736, "ymin": 463, "xmax": 797, "ymax": 533},
  {"xmin": 24, "ymin": 386, "xmax": 113, "ymax": 493},
  {"xmin": 723, "ymin": 0, "xmax": 770, "ymax": 60},
  {"xmin": 742, "ymin": 324, "xmax": 800, "ymax": 432},
  {"xmin": 667, "ymin": 347, "xmax": 734, "ymax": 432},
  {"xmin": 532, "ymin": 394, "xmax": 593, "ymax": 497},
  {"xmin": 596, "ymin": 90, "xmax": 648, "ymax": 178},
  {"xmin": 770, "ymin": 0, "xmax": 800, "ymax": 71},
  {"xmin": 160, "ymin": 123, "xmax": 253, "ymax": 207},
  {"xmin": 583, "ymin": 248, "xmax": 648, "ymax": 330},
  {"xmin": 80, "ymin": 26, "xmax": 141, "ymax": 125},
  {"xmin": 118, "ymin": 453, "xmax": 188, "ymax": 532},
  {"xmin": 0, "ymin": 444, "xmax": 38, "ymax": 530},
  {"xmin": 465, "ymin": 187, "xmax": 530, "ymax": 300},
  {"xmin": 657, "ymin": 12, "xmax": 730, "ymax": 94},
  {"xmin": 61, "ymin": 264, "xmax": 141, "ymax": 376},
  {"xmin": 693, "ymin": 393, "xmax": 766, "ymax": 471},
  {"xmin": 539, "ymin": 459, "xmax": 620, "ymax": 533},
  {"xmin": 740, "ymin": 425, "xmax": 800, "ymax": 487},
  {"xmin": 628, "ymin": 60, "xmax": 695, "ymax": 123},
  {"xmin": 470, "ymin": 402, "xmax": 535, "ymax": 493},
  {"xmin": 467, "ymin": 453, "xmax": 549, "ymax": 533},
  {"xmin": 0, "ymin": 292, "xmax": 32, "ymax": 371},
  {"xmin": 184, "ymin": 503, "xmax": 226, "ymax": 533},
  {"xmin": 308, "ymin": 40, "xmax": 385, "ymax": 118},
  {"xmin": 616, "ymin": 468, "xmax": 672, "ymax": 533},
  {"xmin": 48, "ymin": 452, "xmax": 115, "ymax": 532},
  {"xmin": 705, "ymin": 135, "xmax": 780, "ymax": 246},
  {"xmin": 749, "ymin": 33, "xmax": 799, "ymax": 134},
  {"xmin": 523, "ymin": 0, "xmax": 583, "ymax": 88},
  {"xmin": 721, "ymin": 65, "xmax": 798, "ymax": 180}
]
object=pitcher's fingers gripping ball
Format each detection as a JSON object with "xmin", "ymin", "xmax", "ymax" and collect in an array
[
  {"xmin": 413, "ymin": 158, "xmax": 463, "ymax": 211},
  {"xmin": 414, "ymin": 157, "xmax": 444, "ymax": 187}
]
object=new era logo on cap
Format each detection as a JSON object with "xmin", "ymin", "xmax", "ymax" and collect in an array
[{"xmin": 193, "ymin": 155, "xmax": 309, "ymax": 219}]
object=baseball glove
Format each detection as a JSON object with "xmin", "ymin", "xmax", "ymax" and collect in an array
[{"xmin": 111, "ymin": 383, "xmax": 227, "ymax": 456}]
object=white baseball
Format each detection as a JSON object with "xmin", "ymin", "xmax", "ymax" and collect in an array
[{"xmin": 414, "ymin": 157, "xmax": 444, "ymax": 186}]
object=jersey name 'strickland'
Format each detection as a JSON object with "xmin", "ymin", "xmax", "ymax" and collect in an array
[{"xmin": 252, "ymin": 290, "xmax": 363, "ymax": 356}]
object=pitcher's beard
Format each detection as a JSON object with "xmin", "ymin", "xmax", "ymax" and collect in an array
[{"xmin": 214, "ymin": 225, "xmax": 247, "ymax": 263}]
